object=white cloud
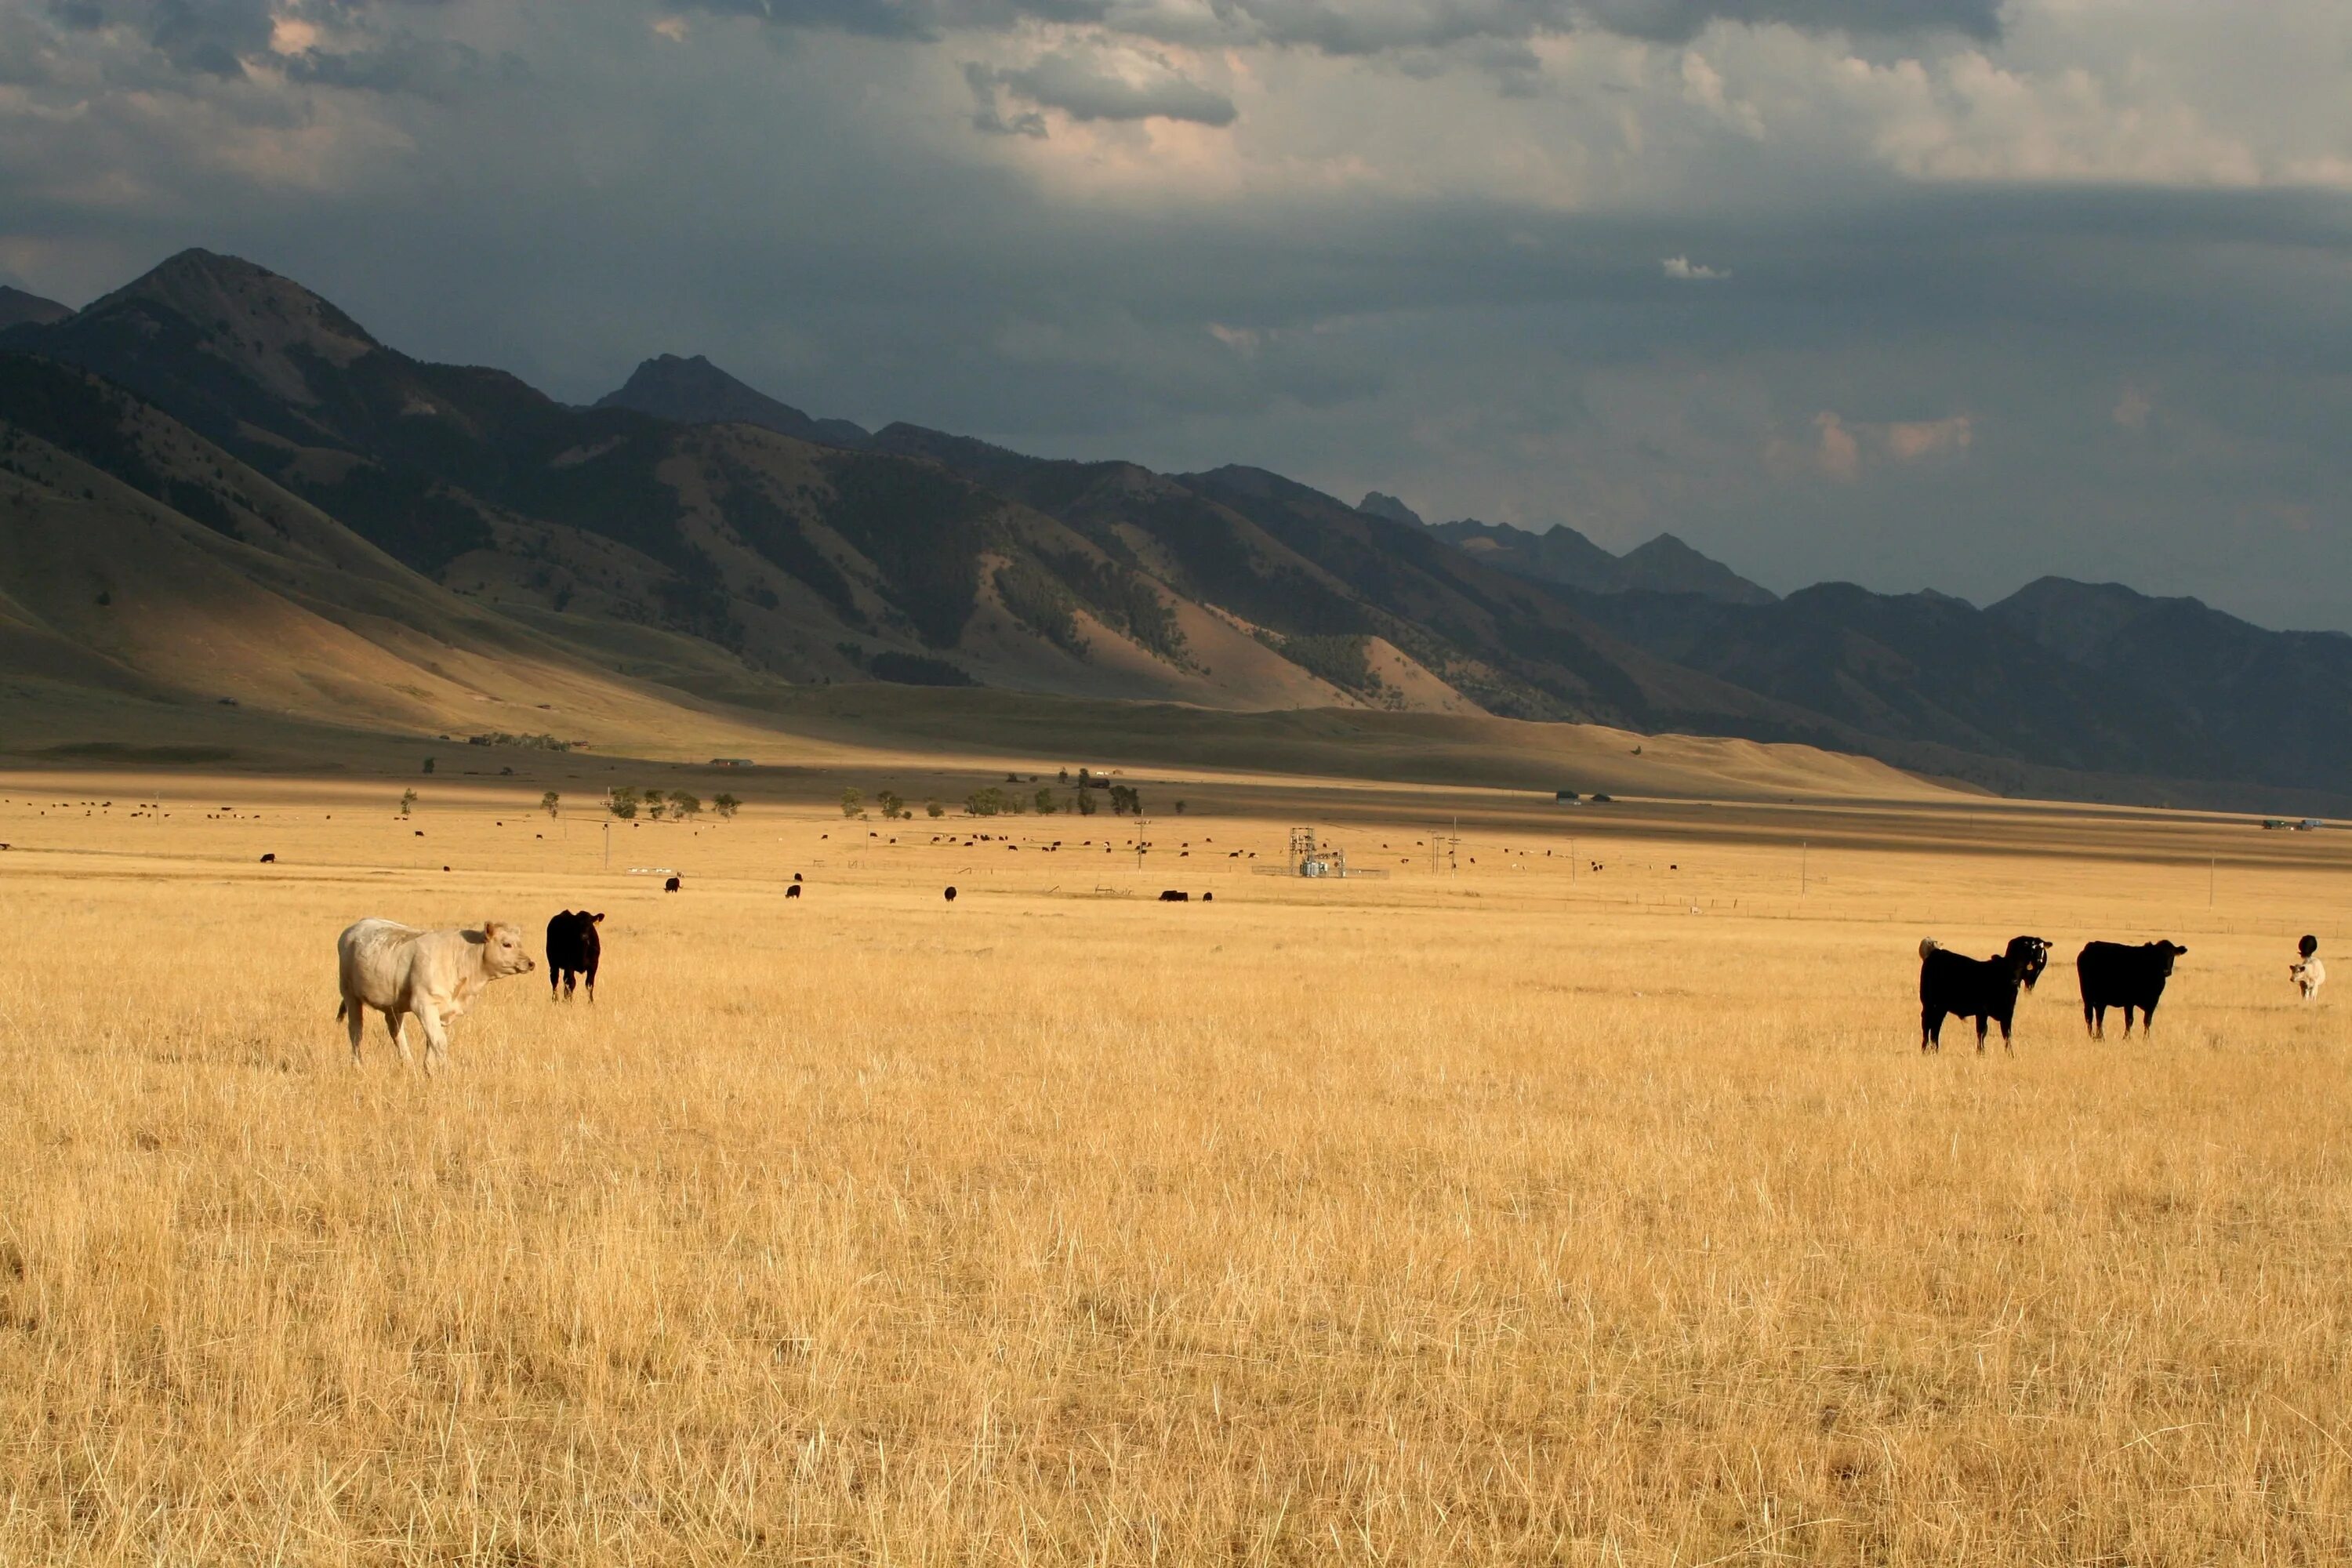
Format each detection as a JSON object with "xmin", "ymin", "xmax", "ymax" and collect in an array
[{"xmin": 1661, "ymin": 255, "xmax": 1729, "ymax": 280}]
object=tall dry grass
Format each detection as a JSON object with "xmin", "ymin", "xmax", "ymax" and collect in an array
[{"xmin": 2, "ymin": 773, "xmax": 2350, "ymax": 1563}]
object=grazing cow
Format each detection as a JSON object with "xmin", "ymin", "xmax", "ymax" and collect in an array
[
  {"xmin": 545, "ymin": 909, "xmax": 604, "ymax": 1002},
  {"xmin": 943, "ymin": 886, "xmax": 957, "ymax": 902},
  {"xmin": 1159, "ymin": 889, "xmax": 1189, "ymax": 902},
  {"xmin": 2292, "ymin": 935, "xmax": 2325, "ymax": 1003},
  {"xmin": 664, "ymin": 875, "xmax": 681, "ymax": 893},
  {"xmin": 259, "ymin": 852, "xmax": 276, "ymax": 863},
  {"xmin": 785, "ymin": 884, "xmax": 801, "ymax": 899},
  {"xmin": 1918, "ymin": 935, "xmax": 2052, "ymax": 1053},
  {"xmin": 2076, "ymin": 940, "xmax": 2188, "ymax": 1038},
  {"xmin": 335, "ymin": 918, "xmax": 535, "ymax": 1074}
]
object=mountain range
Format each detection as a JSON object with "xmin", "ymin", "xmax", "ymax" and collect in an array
[{"xmin": 3, "ymin": 247, "xmax": 2348, "ymax": 810}]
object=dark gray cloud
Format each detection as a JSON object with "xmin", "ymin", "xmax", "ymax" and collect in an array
[
  {"xmin": 670, "ymin": 0, "xmax": 1999, "ymax": 53},
  {"xmin": 52, "ymin": 0, "xmax": 274, "ymax": 75},
  {"xmin": 1577, "ymin": 0, "xmax": 2001, "ymax": 42}
]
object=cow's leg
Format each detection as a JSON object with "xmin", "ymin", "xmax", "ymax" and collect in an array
[
  {"xmin": 385, "ymin": 1008, "xmax": 414, "ymax": 1066},
  {"xmin": 416, "ymin": 1005, "xmax": 451, "ymax": 1076},
  {"xmin": 1922, "ymin": 1006, "xmax": 1944, "ymax": 1051},
  {"xmin": 2122, "ymin": 1005, "xmax": 2136, "ymax": 1039},
  {"xmin": 1974, "ymin": 1013, "xmax": 1991, "ymax": 1054},
  {"xmin": 1997, "ymin": 1012, "xmax": 2015, "ymax": 1054},
  {"xmin": 584, "ymin": 957, "xmax": 597, "ymax": 1004},
  {"xmin": 2140, "ymin": 1000, "xmax": 2158, "ymax": 1037},
  {"xmin": 344, "ymin": 999, "xmax": 365, "ymax": 1065}
]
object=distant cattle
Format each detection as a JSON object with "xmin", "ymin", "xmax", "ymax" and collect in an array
[
  {"xmin": 2292, "ymin": 935, "xmax": 2324, "ymax": 1003},
  {"xmin": 259, "ymin": 852, "xmax": 275, "ymax": 863},
  {"xmin": 943, "ymin": 886, "xmax": 957, "ymax": 902},
  {"xmin": 664, "ymin": 875, "xmax": 681, "ymax": 893},
  {"xmin": 2076, "ymin": 940, "xmax": 2188, "ymax": 1038},
  {"xmin": 545, "ymin": 909, "xmax": 604, "ymax": 1002},
  {"xmin": 786, "ymin": 884, "xmax": 801, "ymax": 899},
  {"xmin": 1918, "ymin": 935, "xmax": 2052, "ymax": 1053},
  {"xmin": 1159, "ymin": 890, "xmax": 1189, "ymax": 902},
  {"xmin": 336, "ymin": 917, "xmax": 535, "ymax": 1074}
]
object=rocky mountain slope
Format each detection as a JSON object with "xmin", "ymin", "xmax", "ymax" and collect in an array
[{"xmin": 5, "ymin": 247, "xmax": 2348, "ymax": 809}]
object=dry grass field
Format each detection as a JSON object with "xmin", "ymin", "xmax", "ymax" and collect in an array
[{"xmin": 3, "ymin": 762, "xmax": 2351, "ymax": 1564}]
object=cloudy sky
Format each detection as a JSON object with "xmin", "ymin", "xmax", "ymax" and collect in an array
[{"xmin": 4, "ymin": 2, "xmax": 2350, "ymax": 629}]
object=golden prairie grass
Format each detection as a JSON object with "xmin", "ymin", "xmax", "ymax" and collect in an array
[{"xmin": 2, "ymin": 770, "xmax": 2350, "ymax": 1564}]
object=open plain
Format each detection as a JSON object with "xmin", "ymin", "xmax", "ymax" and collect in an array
[{"xmin": 3, "ymin": 756, "xmax": 2350, "ymax": 1565}]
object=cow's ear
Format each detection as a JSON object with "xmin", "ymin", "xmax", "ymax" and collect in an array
[{"xmin": 593, "ymin": 913, "xmax": 604, "ymax": 923}]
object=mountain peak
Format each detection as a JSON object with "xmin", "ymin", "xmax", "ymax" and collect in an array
[
  {"xmin": 1619, "ymin": 533, "xmax": 1777, "ymax": 604},
  {"xmin": 0, "ymin": 285, "xmax": 71, "ymax": 332},
  {"xmin": 596, "ymin": 353, "xmax": 868, "ymax": 445},
  {"xmin": 1359, "ymin": 491, "xmax": 1425, "ymax": 527}
]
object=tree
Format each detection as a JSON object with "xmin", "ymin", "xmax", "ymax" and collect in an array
[
  {"xmin": 1174, "ymin": 800, "xmax": 1187, "ymax": 815},
  {"xmin": 1035, "ymin": 788, "xmax": 1057, "ymax": 815},
  {"xmin": 398, "ymin": 789, "xmax": 418, "ymax": 818},
  {"xmin": 840, "ymin": 787, "xmax": 865, "ymax": 818},
  {"xmin": 421, "ymin": 757, "xmax": 435, "ymax": 775},
  {"xmin": 1075, "ymin": 788, "xmax": 1097, "ymax": 816},
  {"xmin": 1058, "ymin": 768, "xmax": 1069, "ymax": 783},
  {"xmin": 670, "ymin": 790, "xmax": 702, "ymax": 820},
  {"xmin": 606, "ymin": 786, "xmax": 638, "ymax": 821},
  {"xmin": 713, "ymin": 793, "xmax": 740, "ymax": 819},
  {"xmin": 926, "ymin": 800, "xmax": 944, "ymax": 818},
  {"xmin": 1109, "ymin": 784, "xmax": 1141, "ymax": 816},
  {"xmin": 877, "ymin": 790, "xmax": 905, "ymax": 820},
  {"xmin": 540, "ymin": 790, "xmax": 561, "ymax": 817}
]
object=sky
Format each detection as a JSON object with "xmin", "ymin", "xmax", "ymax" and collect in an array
[{"xmin": 2, "ymin": 2, "xmax": 2350, "ymax": 630}]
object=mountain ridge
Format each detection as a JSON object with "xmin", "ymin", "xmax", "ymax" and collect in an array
[{"xmin": 5, "ymin": 246, "xmax": 2350, "ymax": 811}]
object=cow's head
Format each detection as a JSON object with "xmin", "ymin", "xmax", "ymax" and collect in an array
[
  {"xmin": 2153, "ymin": 939, "xmax": 2187, "ymax": 975},
  {"xmin": 2006, "ymin": 935, "xmax": 2053, "ymax": 990},
  {"xmin": 481, "ymin": 919, "xmax": 536, "ymax": 976}
]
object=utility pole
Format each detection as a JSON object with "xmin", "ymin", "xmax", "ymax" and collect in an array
[
  {"xmin": 2209, "ymin": 857, "xmax": 2216, "ymax": 907},
  {"xmin": 1800, "ymin": 840, "xmax": 1807, "ymax": 895},
  {"xmin": 602, "ymin": 820, "xmax": 610, "ymax": 870}
]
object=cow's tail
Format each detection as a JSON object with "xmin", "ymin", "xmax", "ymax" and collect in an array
[
  {"xmin": 335, "ymin": 998, "xmax": 347, "ymax": 1022},
  {"xmin": 1918, "ymin": 938, "xmax": 1941, "ymax": 961}
]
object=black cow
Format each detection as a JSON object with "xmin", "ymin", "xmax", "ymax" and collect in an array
[
  {"xmin": 546, "ymin": 909, "xmax": 604, "ymax": 1002},
  {"xmin": 786, "ymin": 884, "xmax": 801, "ymax": 899},
  {"xmin": 1159, "ymin": 890, "xmax": 1189, "ymax": 902},
  {"xmin": 2077, "ymin": 940, "xmax": 2187, "ymax": 1038},
  {"xmin": 1918, "ymin": 935, "xmax": 2052, "ymax": 1053},
  {"xmin": 663, "ymin": 875, "xmax": 681, "ymax": 893}
]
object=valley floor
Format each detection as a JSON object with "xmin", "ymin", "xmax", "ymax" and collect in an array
[{"xmin": 2, "ymin": 762, "xmax": 2349, "ymax": 1563}]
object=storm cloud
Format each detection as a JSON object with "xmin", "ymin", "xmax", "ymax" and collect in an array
[{"xmin": 2, "ymin": 0, "xmax": 2350, "ymax": 630}]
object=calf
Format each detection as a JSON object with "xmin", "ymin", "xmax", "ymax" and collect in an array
[
  {"xmin": 2076, "ymin": 940, "xmax": 2187, "ymax": 1038},
  {"xmin": 335, "ymin": 918, "xmax": 535, "ymax": 1074},
  {"xmin": 2292, "ymin": 935, "xmax": 2324, "ymax": 1003},
  {"xmin": 546, "ymin": 909, "xmax": 604, "ymax": 1002},
  {"xmin": 1918, "ymin": 935, "xmax": 2052, "ymax": 1053},
  {"xmin": 785, "ymin": 884, "xmax": 801, "ymax": 899}
]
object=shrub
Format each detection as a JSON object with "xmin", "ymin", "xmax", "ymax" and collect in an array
[
  {"xmin": 606, "ymin": 787, "xmax": 638, "ymax": 821},
  {"xmin": 841, "ymin": 788, "xmax": 864, "ymax": 818},
  {"xmin": 926, "ymin": 800, "xmax": 944, "ymax": 818},
  {"xmin": 1034, "ymin": 789, "xmax": 1057, "ymax": 815},
  {"xmin": 669, "ymin": 791, "xmax": 702, "ymax": 820},
  {"xmin": 398, "ymin": 789, "xmax": 417, "ymax": 818},
  {"xmin": 540, "ymin": 790, "xmax": 561, "ymax": 817},
  {"xmin": 713, "ymin": 793, "xmax": 740, "ymax": 819}
]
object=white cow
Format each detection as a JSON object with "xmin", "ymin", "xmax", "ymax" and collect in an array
[
  {"xmin": 336, "ymin": 918, "xmax": 535, "ymax": 1073},
  {"xmin": 2293, "ymin": 935, "xmax": 2325, "ymax": 1004}
]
